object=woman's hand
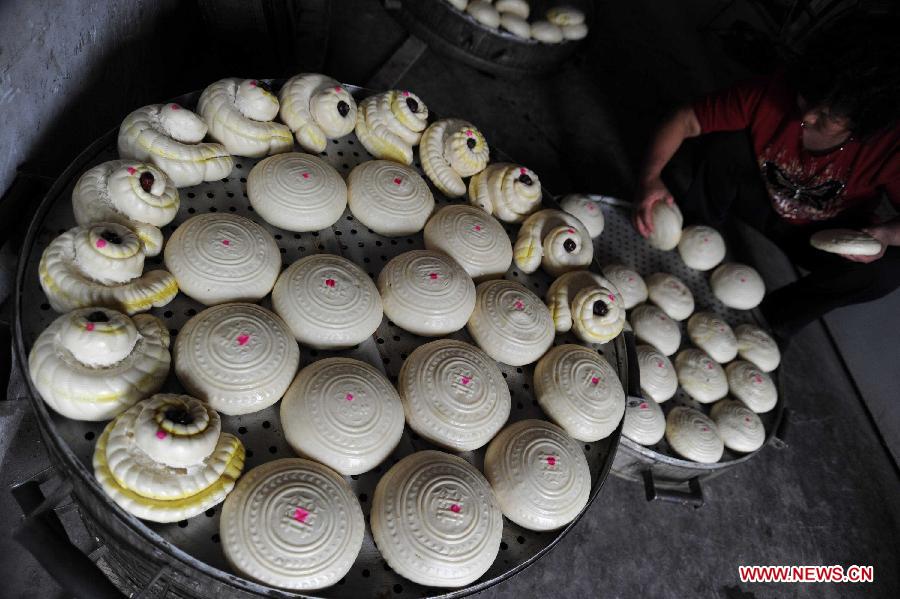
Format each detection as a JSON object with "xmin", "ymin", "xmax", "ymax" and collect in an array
[
  {"xmin": 839, "ymin": 223, "xmax": 896, "ymax": 263},
  {"xmin": 633, "ymin": 176, "xmax": 675, "ymax": 238}
]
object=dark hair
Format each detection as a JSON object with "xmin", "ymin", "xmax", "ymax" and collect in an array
[{"xmin": 789, "ymin": 14, "xmax": 900, "ymax": 138}]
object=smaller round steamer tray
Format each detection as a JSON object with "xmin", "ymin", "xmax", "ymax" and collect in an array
[
  {"xmin": 583, "ymin": 196, "xmax": 785, "ymax": 491},
  {"xmin": 14, "ymin": 85, "xmax": 626, "ymax": 598}
]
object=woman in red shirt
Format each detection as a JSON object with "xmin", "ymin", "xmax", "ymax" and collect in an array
[{"xmin": 633, "ymin": 16, "xmax": 899, "ymax": 341}]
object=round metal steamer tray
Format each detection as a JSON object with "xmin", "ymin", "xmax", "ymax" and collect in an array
[
  {"xmin": 587, "ymin": 196, "xmax": 785, "ymax": 492},
  {"xmin": 14, "ymin": 86, "xmax": 627, "ymax": 598}
]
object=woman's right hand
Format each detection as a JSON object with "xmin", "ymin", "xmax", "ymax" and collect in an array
[{"xmin": 633, "ymin": 176, "xmax": 675, "ymax": 238}]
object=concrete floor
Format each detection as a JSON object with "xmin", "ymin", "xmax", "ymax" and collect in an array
[{"xmin": 1, "ymin": 1, "xmax": 899, "ymax": 598}]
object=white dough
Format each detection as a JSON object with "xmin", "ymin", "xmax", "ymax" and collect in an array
[
  {"xmin": 561, "ymin": 22, "xmax": 589, "ymax": 40},
  {"xmin": 281, "ymin": 358, "xmax": 405, "ymax": 475},
  {"xmin": 164, "ymin": 213, "xmax": 280, "ymax": 306},
  {"xmin": 725, "ymin": 360, "xmax": 777, "ymax": 413},
  {"xmin": 665, "ymin": 406, "xmax": 724, "ymax": 463},
  {"xmin": 674, "ymin": 348, "xmax": 728, "ymax": 404},
  {"xmin": 174, "ymin": 303, "xmax": 300, "ymax": 415},
  {"xmin": 710, "ymin": 399, "xmax": 765, "ymax": 453},
  {"xmin": 560, "ymin": 194, "xmax": 604, "ymax": 237},
  {"xmin": 534, "ymin": 344, "xmax": 625, "ymax": 441},
  {"xmin": 468, "ymin": 279, "xmax": 555, "ymax": 366},
  {"xmin": 39, "ymin": 223, "xmax": 178, "ymax": 315},
  {"xmin": 347, "ymin": 160, "xmax": 434, "ymax": 236},
  {"xmin": 197, "ymin": 78, "xmax": 292, "ymax": 158},
  {"xmin": 734, "ymin": 324, "xmax": 781, "ymax": 372},
  {"xmin": 513, "ymin": 209, "xmax": 593, "ymax": 276},
  {"xmin": 93, "ymin": 394, "xmax": 244, "ymax": 522},
  {"xmin": 447, "ymin": 0, "xmax": 468, "ymax": 10},
  {"xmin": 247, "ymin": 152, "xmax": 347, "ymax": 232},
  {"xmin": 711, "ymin": 263, "xmax": 765, "ymax": 310},
  {"xmin": 547, "ymin": 6, "xmax": 585, "ymax": 25},
  {"xmin": 355, "ymin": 90, "xmax": 428, "ymax": 165},
  {"xmin": 496, "ymin": 0, "xmax": 529, "ymax": 19},
  {"xmin": 278, "ymin": 74, "xmax": 357, "ymax": 153},
  {"xmin": 467, "ymin": 1, "xmax": 500, "ymax": 28},
  {"xmin": 622, "ymin": 396, "xmax": 665, "ymax": 446},
  {"xmin": 378, "ymin": 250, "xmax": 476, "ymax": 336},
  {"xmin": 421, "ymin": 119, "xmax": 490, "ymax": 197},
  {"xmin": 220, "ymin": 458, "xmax": 364, "ymax": 591},
  {"xmin": 636, "ymin": 344, "xmax": 678, "ymax": 403},
  {"xmin": 118, "ymin": 104, "xmax": 234, "ymax": 187},
  {"xmin": 73, "ymin": 160, "xmax": 179, "ymax": 257},
  {"xmin": 810, "ymin": 228, "xmax": 884, "ymax": 256},
  {"xmin": 468, "ymin": 163, "xmax": 542, "ymax": 223},
  {"xmin": 630, "ymin": 303, "xmax": 681, "ymax": 356},
  {"xmin": 687, "ymin": 312, "xmax": 738, "ymax": 363},
  {"xmin": 545, "ymin": 270, "xmax": 626, "ymax": 343},
  {"xmin": 677, "ymin": 225, "xmax": 726, "ymax": 270},
  {"xmin": 530, "ymin": 20, "xmax": 564, "ymax": 43},
  {"xmin": 272, "ymin": 254, "xmax": 383, "ymax": 349},
  {"xmin": 28, "ymin": 308, "xmax": 170, "ymax": 421},
  {"xmin": 646, "ymin": 272, "xmax": 695, "ymax": 321},
  {"xmin": 485, "ymin": 419, "xmax": 590, "ymax": 531},
  {"xmin": 499, "ymin": 13, "xmax": 531, "ymax": 38},
  {"xmin": 424, "ymin": 205, "xmax": 512, "ymax": 281},
  {"xmin": 399, "ymin": 339, "xmax": 511, "ymax": 451},
  {"xmin": 647, "ymin": 202, "xmax": 683, "ymax": 251},
  {"xmin": 371, "ymin": 451, "xmax": 503, "ymax": 588},
  {"xmin": 601, "ymin": 264, "xmax": 648, "ymax": 309}
]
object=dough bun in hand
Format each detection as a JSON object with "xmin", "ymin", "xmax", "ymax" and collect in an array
[{"xmin": 810, "ymin": 228, "xmax": 884, "ymax": 256}]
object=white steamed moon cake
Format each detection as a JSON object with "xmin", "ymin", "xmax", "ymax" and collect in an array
[
  {"xmin": 530, "ymin": 21, "xmax": 564, "ymax": 43},
  {"xmin": 631, "ymin": 303, "xmax": 681, "ymax": 356},
  {"xmin": 647, "ymin": 202, "xmax": 683, "ymax": 251},
  {"xmin": 710, "ymin": 263, "xmax": 765, "ymax": 310},
  {"xmin": 280, "ymin": 358, "xmax": 404, "ymax": 475},
  {"xmin": 499, "ymin": 13, "xmax": 531, "ymax": 38},
  {"xmin": 467, "ymin": 1, "xmax": 500, "ymax": 27},
  {"xmin": 677, "ymin": 225, "xmax": 726, "ymax": 270},
  {"xmin": 674, "ymin": 348, "xmax": 728, "ymax": 404},
  {"xmin": 810, "ymin": 228, "xmax": 883, "ymax": 256},
  {"xmin": 272, "ymin": 254, "xmax": 383, "ymax": 349},
  {"xmin": 220, "ymin": 458, "xmax": 364, "ymax": 591},
  {"xmin": 28, "ymin": 307, "xmax": 170, "ymax": 421},
  {"xmin": 734, "ymin": 324, "xmax": 781, "ymax": 372},
  {"xmin": 347, "ymin": 160, "xmax": 435, "ymax": 236},
  {"xmin": 424, "ymin": 204, "xmax": 513, "ymax": 281},
  {"xmin": 247, "ymin": 152, "xmax": 347, "ymax": 232},
  {"xmin": 687, "ymin": 312, "xmax": 738, "ymax": 363},
  {"xmin": 646, "ymin": 272, "xmax": 695, "ymax": 321},
  {"xmin": 710, "ymin": 399, "xmax": 765, "ymax": 453},
  {"xmin": 371, "ymin": 450, "xmax": 503, "ymax": 587},
  {"xmin": 378, "ymin": 250, "xmax": 476, "ymax": 336},
  {"xmin": 467, "ymin": 279, "xmax": 554, "ymax": 366},
  {"xmin": 534, "ymin": 344, "xmax": 625, "ymax": 442},
  {"xmin": 636, "ymin": 344, "xmax": 678, "ymax": 403},
  {"xmin": 174, "ymin": 303, "xmax": 299, "ymax": 416},
  {"xmin": 622, "ymin": 396, "xmax": 666, "ymax": 446},
  {"xmin": 601, "ymin": 264, "xmax": 648, "ymax": 309},
  {"xmin": 164, "ymin": 213, "xmax": 280, "ymax": 306},
  {"xmin": 725, "ymin": 360, "xmax": 777, "ymax": 413},
  {"xmin": 484, "ymin": 419, "xmax": 591, "ymax": 531},
  {"xmin": 398, "ymin": 339, "xmax": 511, "ymax": 451},
  {"xmin": 93, "ymin": 393, "xmax": 245, "ymax": 522},
  {"xmin": 496, "ymin": 0, "xmax": 529, "ymax": 19},
  {"xmin": 665, "ymin": 406, "xmax": 724, "ymax": 463},
  {"xmin": 561, "ymin": 22, "xmax": 589, "ymax": 40}
]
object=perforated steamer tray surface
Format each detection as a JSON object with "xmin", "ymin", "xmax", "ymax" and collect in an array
[
  {"xmin": 15, "ymin": 88, "xmax": 628, "ymax": 598},
  {"xmin": 585, "ymin": 195, "xmax": 783, "ymax": 467}
]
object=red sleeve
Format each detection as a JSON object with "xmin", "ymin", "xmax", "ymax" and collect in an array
[
  {"xmin": 692, "ymin": 76, "xmax": 773, "ymax": 133},
  {"xmin": 876, "ymin": 144, "xmax": 900, "ymax": 209}
]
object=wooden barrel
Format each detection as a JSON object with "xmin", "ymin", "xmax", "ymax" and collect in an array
[{"xmin": 394, "ymin": 0, "xmax": 592, "ymax": 78}]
